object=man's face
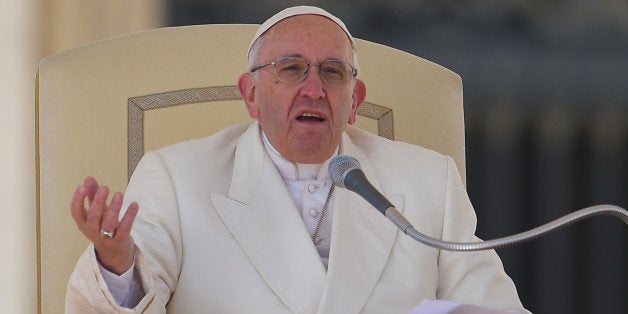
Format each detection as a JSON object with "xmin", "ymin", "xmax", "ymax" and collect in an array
[{"xmin": 238, "ymin": 15, "xmax": 366, "ymax": 164}]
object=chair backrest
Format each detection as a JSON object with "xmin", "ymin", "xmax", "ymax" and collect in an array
[{"xmin": 35, "ymin": 24, "xmax": 464, "ymax": 313}]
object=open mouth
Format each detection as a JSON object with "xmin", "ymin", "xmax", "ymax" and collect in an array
[{"xmin": 296, "ymin": 112, "xmax": 325, "ymax": 122}]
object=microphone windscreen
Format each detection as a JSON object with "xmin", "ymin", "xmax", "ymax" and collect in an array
[{"xmin": 329, "ymin": 155, "xmax": 361, "ymax": 188}]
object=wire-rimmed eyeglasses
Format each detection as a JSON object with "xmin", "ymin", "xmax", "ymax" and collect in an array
[{"xmin": 250, "ymin": 56, "xmax": 358, "ymax": 86}]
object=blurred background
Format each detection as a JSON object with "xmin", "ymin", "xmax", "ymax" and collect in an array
[{"xmin": 2, "ymin": 0, "xmax": 626, "ymax": 313}]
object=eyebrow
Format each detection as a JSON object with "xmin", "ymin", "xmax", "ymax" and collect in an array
[
  {"xmin": 280, "ymin": 53, "xmax": 305, "ymax": 59},
  {"xmin": 279, "ymin": 54, "xmax": 349, "ymax": 63}
]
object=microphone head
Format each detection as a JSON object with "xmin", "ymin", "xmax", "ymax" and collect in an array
[{"xmin": 329, "ymin": 155, "xmax": 361, "ymax": 188}]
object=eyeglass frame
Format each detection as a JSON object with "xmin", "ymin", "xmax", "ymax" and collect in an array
[{"xmin": 249, "ymin": 56, "xmax": 359, "ymax": 86}]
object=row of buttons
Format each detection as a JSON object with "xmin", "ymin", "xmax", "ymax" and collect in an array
[{"xmin": 306, "ymin": 181, "xmax": 330, "ymax": 217}]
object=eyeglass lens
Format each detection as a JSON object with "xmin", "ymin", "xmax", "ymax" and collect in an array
[{"xmin": 274, "ymin": 57, "xmax": 354, "ymax": 86}]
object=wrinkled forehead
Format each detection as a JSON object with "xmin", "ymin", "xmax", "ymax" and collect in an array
[{"xmin": 247, "ymin": 6, "xmax": 355, "ymax": 58}]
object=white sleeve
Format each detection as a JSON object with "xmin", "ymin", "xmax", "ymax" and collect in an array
[
  {"xmin": 99, "ymin": 259, "xmax": 145, "ymax": 308},
  {"xmin": 66, "ymin": 151, "xmax": 182, "ymax": 313},
  {"xmin": 436, "ymin": 156, "xmax": 528, "ymax": 313}
]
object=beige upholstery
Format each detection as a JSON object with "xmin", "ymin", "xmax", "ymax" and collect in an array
[{"xmin": 35, "ymin": 24, "xmax": 464, "ymax": 313}]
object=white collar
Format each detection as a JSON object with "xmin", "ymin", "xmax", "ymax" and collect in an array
[{"xmin": 261, "ymin": 130, "xmax": 337, "ymax": 181}]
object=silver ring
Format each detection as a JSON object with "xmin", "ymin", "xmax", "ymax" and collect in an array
[{"xmin": 100, "ymin": 229, "xmax": 114, "ymax": 239}]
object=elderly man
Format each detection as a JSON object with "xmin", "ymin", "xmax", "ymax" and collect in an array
[{"xmin": 66, "ymin": 6, "xmax": 527, "ymax": 313}]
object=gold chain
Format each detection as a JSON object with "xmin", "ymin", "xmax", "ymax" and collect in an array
[{"xmin": 312, "ymin": 184, "xmax": 335, "ymax": 246}]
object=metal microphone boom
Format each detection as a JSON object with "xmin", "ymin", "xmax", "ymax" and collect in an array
[{"xmin": 329, "ymin": 155, "xmax": 628, "ymax": 252}]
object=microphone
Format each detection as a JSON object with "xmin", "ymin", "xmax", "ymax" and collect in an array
[
  {"xmin": 329, "ymin": 155, "xmax": 628, "ymax": 252},
  {"xmin": 328, "ymin": 155, "xmax": 394, "ymax": 216}
]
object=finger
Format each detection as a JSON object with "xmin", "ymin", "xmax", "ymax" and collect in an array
[
  {"xmin": 85, "ymin": 186, "xmax": 109, "ymax": 230},
  {"xmin": 116, "ymin": 202, "xmax": 139, "ymax": 238},
  {"xmin": 83, "ymin": 177, "xmax": 100, "ymax": 204},
  {"xmin": 100, "ymin": 192, "xmax": 123, "ymax": 236},
  {"xmin": 69, "ymin": 185, "xmax": 88, "ymax": 226}
]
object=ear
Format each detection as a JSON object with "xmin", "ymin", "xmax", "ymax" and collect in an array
[
  {"xmin": 348, "ymin": 79, "xmax": 366, "ymax": 125},
  {"xmin": 238, "ymin": 73, "xmax": 259, "ymax": 119}
]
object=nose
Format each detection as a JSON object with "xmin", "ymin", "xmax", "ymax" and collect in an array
[{"xmin": 299, "ymin": 66, "xmax": 326, "ymax": 99}]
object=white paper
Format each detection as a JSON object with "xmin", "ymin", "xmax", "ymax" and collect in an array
[{"xmin": 409, "ymin": 299, "xmax": 522, "ymax": 314}]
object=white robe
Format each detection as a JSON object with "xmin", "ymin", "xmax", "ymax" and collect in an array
[{"xmin": 66, "ymin": 122, "xmax": 527, "ymax": 313}]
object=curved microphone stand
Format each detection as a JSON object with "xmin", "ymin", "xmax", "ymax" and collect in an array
[{"xmin": 329, "ymin": 155, "xmax": 628, "ymax": 252}]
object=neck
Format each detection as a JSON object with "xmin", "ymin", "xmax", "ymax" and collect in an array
[{"xmin": 261, "ymin": 131, "xmax": 337, "ymax": 181}]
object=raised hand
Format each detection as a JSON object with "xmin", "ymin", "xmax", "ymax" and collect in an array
[{"xmin": 70, "ymin": 177, "xmax": 139, "ymax": 275}]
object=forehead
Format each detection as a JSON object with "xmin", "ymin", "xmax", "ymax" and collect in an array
[{"xmin": 261, "ymin": 15, "xmax": 353, "ymax": 59}]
